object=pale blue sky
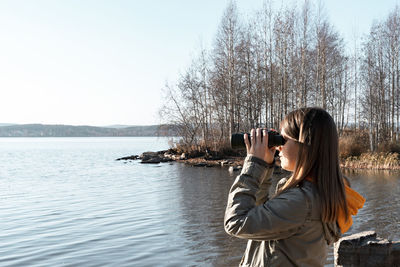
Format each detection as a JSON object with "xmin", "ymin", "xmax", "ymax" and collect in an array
[{"xmin": 0, "ymin": 0, "xmax": 399, "ymax": 126}]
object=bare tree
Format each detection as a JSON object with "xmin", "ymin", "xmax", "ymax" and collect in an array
[
  {"xmin": 160, "ymin": 0, "xmax": 400, "ymax": 154},
  {"xmin": 211, "ymin": 0, "xmax": 242, "ymax": 137}
]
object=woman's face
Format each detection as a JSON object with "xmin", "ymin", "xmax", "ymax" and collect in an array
[{"xmin": 277, "ymin": 129, "xmax": 299, "ymax": 172}]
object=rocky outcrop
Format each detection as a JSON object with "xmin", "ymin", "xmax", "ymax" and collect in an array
[
  {"xmin": 116, "ymin": 150, "xmax": 174, "ymax": 164},
  {"xmin": 334, "ymin": 231, "xmax": 400, "ymax": 267},
  {"xmin": 116, "ymin": 148, "xmax": 244, "ymax": 168},
  {"xmin": 140, "ymin": 151, "xmax": 174, "ymax": 164}
]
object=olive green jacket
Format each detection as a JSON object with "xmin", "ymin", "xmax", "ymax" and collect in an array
[{"xmin": 224, "ymin": 156, "xmax": 340, "ymax": 267}]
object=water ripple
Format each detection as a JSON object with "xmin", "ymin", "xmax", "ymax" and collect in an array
[{"xmin": 0, "ymin": 138, "xmax": 398, "ymax": 266}]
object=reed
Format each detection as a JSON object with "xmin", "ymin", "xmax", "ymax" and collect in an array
[{"xmin": 342, "ymin": 152, "xmax": 400, "ymax": 170}]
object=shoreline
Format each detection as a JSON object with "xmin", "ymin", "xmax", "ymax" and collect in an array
[
  {"xmin": 117, "ymin": 150, "xmax": 400, "ymax": 171},
  {"xmin": 179, "ymin": 158, "xmax": 400, "ymax": 171}
]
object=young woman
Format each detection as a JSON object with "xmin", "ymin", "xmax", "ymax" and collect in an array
[{"xmin": 224, "ymin": 107, "xmax": 365, "ymax": 267}]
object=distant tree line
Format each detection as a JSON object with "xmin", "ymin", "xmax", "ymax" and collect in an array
[
  {"xmin": 0, "ymin": 124, "xmax": 178, "ymax": 137},
  {"xmin": 161, "ymin": 0, "xmax": 400, "ymax": 153}
]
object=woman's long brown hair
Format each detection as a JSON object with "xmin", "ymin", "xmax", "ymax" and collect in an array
[{"xmin": 277, "ymin": 107, "xmax": 349, "ymax": 223}]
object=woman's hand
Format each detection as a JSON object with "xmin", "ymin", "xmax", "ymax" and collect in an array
[{"xmin": 244, "ymin": 128, "xmax": 276, "ymax": 164}]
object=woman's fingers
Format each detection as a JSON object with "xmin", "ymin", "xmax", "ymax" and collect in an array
[
  {"xmin": 256, "ymin": 128, "xmax": 262, "ymax": 144},
  {"xmin": 244, "ymin": 133, "xmax": 250, "ymax": 153},
  {"xmin": 262, "ymin": 129, "xmax": 268, "ymax": 147},
  {"xmin": 250, "ymin": 128, "xmax": 256, "ymax": 148},
  {"xmin": 244, "ymin": 127, "xmax": 276, "ymax": 164}
]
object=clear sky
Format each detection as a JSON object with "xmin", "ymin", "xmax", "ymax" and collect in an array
[{"xmin": 0, "ymin": 0, "xmax": 399, "ymax": 126}]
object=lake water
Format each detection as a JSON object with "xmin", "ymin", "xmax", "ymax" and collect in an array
[{"xmin": 0, "ymin": 137, "xmax": 399, "ymax": 266}]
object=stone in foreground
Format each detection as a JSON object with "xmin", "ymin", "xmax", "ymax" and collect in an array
[{"xmin": 334, "ymin": 231, "xmax": 400, "ymax": 267}]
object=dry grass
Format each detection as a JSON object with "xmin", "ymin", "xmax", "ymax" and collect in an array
[
  {"xmin": 342, "ymin": 152, "xmax": 400, "ymax": 170},
  {"xmin": 339, "ymin": 130, "xmax": 400, "ymax": 169}
]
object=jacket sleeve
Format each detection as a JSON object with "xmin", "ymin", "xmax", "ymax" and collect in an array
[
  {"xmin": 224, "ymin": 155, "xmax": 308, "ymax": 241},
  {"xmin": 254, "ymin": 159, "xmax": 273, "ymax": 206}
]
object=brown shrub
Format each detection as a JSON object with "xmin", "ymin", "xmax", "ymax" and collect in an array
[
  {"xmin": 339, "ymin": 136, "xmax": 362, "ymax": 158},
  {"xmin": 339, "ymin": 130, "xmax": 370, "ymax": 159},
  {"xmin": 377, "ymin": 141, "xmax": 400, "ymax": 153},
  {"xmin": 389, "ymin": 142, "xmax": 400, "ymax": 153}
]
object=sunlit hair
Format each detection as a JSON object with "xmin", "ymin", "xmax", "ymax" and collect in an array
[{"xmin": 277, "ymin": 107, "xmax": 349, "ymax": 223}]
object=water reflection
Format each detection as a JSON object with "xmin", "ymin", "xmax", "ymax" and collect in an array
[{"xmin": 174, "ymin": 164, "xmax": 245, "ymax": 266}]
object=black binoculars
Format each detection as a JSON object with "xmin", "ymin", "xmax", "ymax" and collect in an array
[{"xmin": 231, "ymin": 130, "xmax": 286, "ymax": 149}]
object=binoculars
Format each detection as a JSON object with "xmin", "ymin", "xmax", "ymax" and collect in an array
[{"xmin": 231, "ymin": 130, "xmax": 286, "ymax": 149}]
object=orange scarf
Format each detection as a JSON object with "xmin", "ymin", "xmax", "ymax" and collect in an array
[
  {"xmin": 305, "ymin": 177, "xmax": 365, "ymax": 233},
  {"xmin": 337, "ymin": 185, "xmax": 365, "ymax": 233}
]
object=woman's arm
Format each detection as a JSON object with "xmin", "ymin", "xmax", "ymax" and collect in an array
[
  {"xmin": 224, "ymin": 156, "xmax": 308, "ymax": 241},
  {"xmin": 254, "ymin": 159, "xmax": 274, "ymax": 206}
]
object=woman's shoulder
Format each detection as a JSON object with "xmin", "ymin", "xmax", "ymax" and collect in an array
[
  {"xmin": 274, "ymin": 179, "xmax": 320, "ymax": 206},
  {"xmin": 272, "ymin": 181, "xmax": 309, "ymax": 206},
  {"xmin": 275, "ymin": 177, "xmax": 314, "ymax": 193},
  {"xmin": 265, "ymin": 185, "xmax": 310, "ymax": 223}
]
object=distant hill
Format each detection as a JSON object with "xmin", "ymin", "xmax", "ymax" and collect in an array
[
  {"xmin": 0, "ymin": 124, "xmax": 178, "ymax": 137},
  {"xmin": 104, "ymin": 124, "xmax": 134, "ymax": 129}
]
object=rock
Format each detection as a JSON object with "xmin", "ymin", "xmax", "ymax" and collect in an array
[
  {"xmin": 157, "ymin": 150, "xmax": 168, "ymax": 155},
  {"xmin": 118, "ymin": 150, "xmax": 174, "ymax": 164},
  {"xmin": 220, "ymin": 160, "xmax": 229, "ymax": 166},
  {"xmin": 159, "ymin": 157, "xmax": 173, "ymax": 163},
  {"xmin": 193, "ymin": 162, "xmax": 207, "ymax": 167},
  {"xmin": 116, "ymin": 155, "xmax": 139, "ymax": 161},
  {"xmin": 334, "ymin": 231, "xmax": 400, "ymax": 267},
  {"xmin": 139, "ymin": 151, "xmax": 173, "ymax": 164},
  {"xmin": 164, "ymin": 153, "xmax": 173, "ymax": 159},
  {"xmin": 180, "ymin": 153, "xmax": 186, "ymax": 160},
  {"xmin": 140, "ymin": 152, "xmax": 159, "ymax": 160},
  {"xmin": 228, "ymin": 166, "xmax": 242, "ymax": 172},
  {"xmin": 141, "ymin": 157, "xmax": 161, "ymax": 164}
]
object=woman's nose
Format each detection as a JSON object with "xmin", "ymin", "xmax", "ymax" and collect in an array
[{"xmin": 277, "ymin": 145, "xmax": 282, "ymax": 151}]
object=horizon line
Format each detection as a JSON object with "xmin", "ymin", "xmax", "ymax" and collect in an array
[{"xmin": 0, "ymin": 123, "xmax": 168, "ymax": 128}]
